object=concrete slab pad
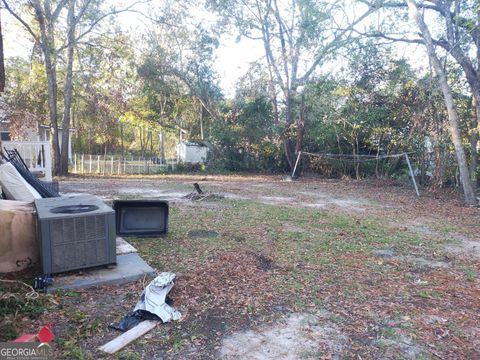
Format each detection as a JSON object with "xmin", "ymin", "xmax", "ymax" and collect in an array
[
  {"xmin": 48, "ymin": 253, "xmax": 156, "ymax": 293},
  {"xmin": 116, "ymin": 236, "xmax": 137, "ymax": 255}
]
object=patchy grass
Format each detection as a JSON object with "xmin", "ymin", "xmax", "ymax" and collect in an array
[
  {"xmin": 0, "ymin": 281, "xmax": 56, "ymax": 342},
  {"xmin": 2, "ymin": 176, "xmax": 479, "ymax": 359}
]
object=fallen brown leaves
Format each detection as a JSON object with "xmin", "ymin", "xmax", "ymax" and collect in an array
[
  {"xmin": 30, "ymin": 175, "xmax": 479, "ymax": 358},
  {"xmin": 172, "ymin": 249, "xmax": 281, "ymax": 318}
]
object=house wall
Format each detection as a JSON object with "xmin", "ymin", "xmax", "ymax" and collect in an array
[
  {"xmin": 10, "ymin": 122, "xmax": 37, "ymax": 142},
  {"xmin": 6, "ymin": 112, "xmax": 38, "ymax": 141}
]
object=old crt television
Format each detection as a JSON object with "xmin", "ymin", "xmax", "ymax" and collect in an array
[{"xmin": 113, "ymin": 200, "xmax": 169, "ymax": 236}]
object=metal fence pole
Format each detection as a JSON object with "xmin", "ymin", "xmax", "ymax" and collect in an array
[
  {"xmin": 89, "ymin": 155, "xmax": 92, "ymax": 173},
  {"xmin": 291, "ymin": 152, "xmax": 302, "ymax": 178},
  {"xmin": 405, "ymin": 153, "xmax": 420, "ymax": 197}
]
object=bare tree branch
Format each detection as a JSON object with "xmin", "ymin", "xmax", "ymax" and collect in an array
[
  {"xmin": 51, "ymin": 0, "xmax": 69, "ymax": 20},
  {"xmin": 74, "ymin": 0, "xmax": 94, "ymax": 23},
  {"xmin": 353, "ymin": 29, "xmax": 424, "ymax": 44},
  {"xmin": 72, "ymin": 0, "xmax": 150, "ymax": 46},
  {"xmin": 298, "ymin": 4, "xmax": 379, "ymax": 84},
  {"xmin": 1, "ymin": 0, "xmax": 38, "ymax": 41}
]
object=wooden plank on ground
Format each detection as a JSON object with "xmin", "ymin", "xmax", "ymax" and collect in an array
[{"xmin": 98, "ymin": 320, "xmax": 158, "ymax": 354}]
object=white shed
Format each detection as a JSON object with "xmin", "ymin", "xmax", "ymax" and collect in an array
[{"xmin": 176, "ymin": 141, "xmax": 208, "ymax": 164}]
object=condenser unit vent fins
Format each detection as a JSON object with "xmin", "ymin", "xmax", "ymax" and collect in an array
[{"xmin": 35, "ymin": 195, "xmax": 116, "ymax": 274}]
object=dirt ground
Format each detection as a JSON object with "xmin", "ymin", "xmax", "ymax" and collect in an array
[{"xmin": 1, "ymin": 174, "xmax": 479, "ymax": 359}]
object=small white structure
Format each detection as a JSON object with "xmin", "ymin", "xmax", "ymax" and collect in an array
[{"xmin": 176, "ymin": 141, "xmax": 208, "ymax": 164}]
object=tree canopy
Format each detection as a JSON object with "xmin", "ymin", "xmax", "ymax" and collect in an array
[{"xmin": 2, "ymin": 0, "xmax": 479, "ymax": 204}]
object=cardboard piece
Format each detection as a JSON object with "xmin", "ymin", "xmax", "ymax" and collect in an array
[{"xmin": 0, "ymin": 200, "xmax": 39, "ymax": 272}]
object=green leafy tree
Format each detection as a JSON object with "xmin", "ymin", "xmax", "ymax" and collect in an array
[
  {"xmin": 208, "ymin": 0, "xmax": 377, "ymax": 170},
  {"xmin": 3, "ymin": 0, "xmax": 146, "ymax": 175}
]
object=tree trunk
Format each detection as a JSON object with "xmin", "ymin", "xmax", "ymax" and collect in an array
[
  {"xmin": 120, "ymin": 122, "xmax": 124, "ymax": 160},
  {"xmin": 282, "ymin": 136, "xmax": 296, "ymax": 169},
  {"xmin": 199, "ymin": 102, "xmax": 204, "ymax": 140},
  {"xmin": 0, "ymin": 9, "xmax": 5, "ymax": 93},
  {"xmin": 405, "ymin": 0, "xmax": 477, "ymax": 205},
  {"xmin": 139, "ymin": 127, "xmax": 146, "ymax": 158},
  {"xmin": 293, "ymin": 94, "xmax": 306, "ymax": 174},
  {"xmin": 59, "ymin": 0, "xmax": 75, "ymax": 175},
  {"xmin": 46, "ymin": 56, "xmax": 60, "ymax": 175},
  {"xmin": 0, "ymin": 10, "xmax": 4, "ymax": 152},
  {"xmin": 471, "ymin": 97, "xmax": 479, "ymax": 186},
  {"xmin": 149, "ymin": 131, "xmax": 153, "ymax": 154},
  {"xmin": 159, "ymin": 129, "xmax": 165, "ymax": 163},
  {"xmin": 353, "ymin": 132, "xmax": 360, "ymax": 179},
  {"xmin": 34, "ymin": 3, "xmax": 60, "ymax": 175}
]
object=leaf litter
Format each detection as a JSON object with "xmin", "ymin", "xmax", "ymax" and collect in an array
[{"xmin": 5, "ymin": 175, "xmax": 478, "ymax": 359}]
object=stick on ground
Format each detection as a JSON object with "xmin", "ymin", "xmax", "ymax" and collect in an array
[{"xmin": 193, "ymin": 183, "xmax": 203, "ymax": 194}]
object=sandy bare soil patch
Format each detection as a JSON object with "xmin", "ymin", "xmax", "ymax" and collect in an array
[{"xmin": 219, "ymin": 313, "xmax": 348, "ymax": 359}]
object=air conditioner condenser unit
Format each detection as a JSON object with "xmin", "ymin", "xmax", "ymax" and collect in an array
[{"xmin": 35, "ymin": 195, "xmax": 116, "ymax": 274}]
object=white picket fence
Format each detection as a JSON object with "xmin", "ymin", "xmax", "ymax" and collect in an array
[
  {"xmin": 71, "ymin": 154, "xmax": 178, "ymax": 175},
  {"xmin": 2, "ymin": 141, "xmax": 53, "ymax": 181}
]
